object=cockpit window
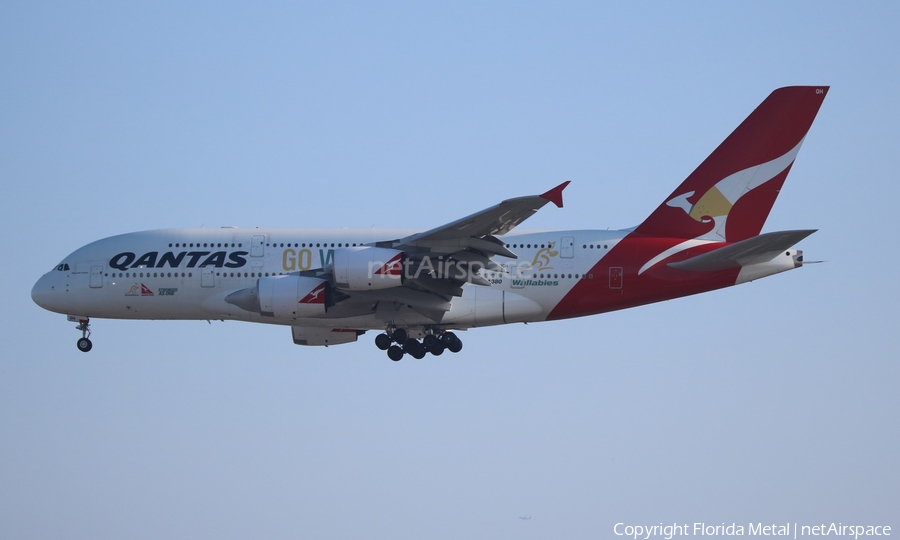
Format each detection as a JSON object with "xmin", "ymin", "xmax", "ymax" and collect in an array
[{"xmin": 55, "ymin": 264, "xmax": 70, "ymax": 271}]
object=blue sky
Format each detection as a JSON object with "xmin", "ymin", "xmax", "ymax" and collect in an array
[{"xmin": 2, "ymin": 2, "xmax": 898, "ymax": 539}]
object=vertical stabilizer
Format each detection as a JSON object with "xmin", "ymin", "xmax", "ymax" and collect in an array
[{"xmin": 634, "ymin": 86, "xmax": 828, "ymax": 242}]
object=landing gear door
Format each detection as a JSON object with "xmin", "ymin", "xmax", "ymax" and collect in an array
[
  {"xmin": 250, "ymin": 235, "xmax": 265, "ymax": 257},
  {"xmin": 560, "ymin": 236, "xmax": 574, "ymax": 259},
  {"xmin": 90, "ymin": 266, "xmax": 103, "ymax": 288}
]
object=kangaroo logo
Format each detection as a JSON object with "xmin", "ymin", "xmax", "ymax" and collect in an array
[
  {"xmin": 527, "ymin": 242, "xmax": 559, "ymax": 271},
  {"xmin": 299, "ymin": 282, "xmax": 326, "ymax": 304},
  {"xmin": 664, "ymin": 138, "xmax": 805, "ymax": 241},
  {"xmin": 666, "ymin": 187, "xmax": 731, "ymax": 225},
  {"xmin": 640, "ymin": 139, "xmax": 807, "ymax": 276},
  {"xmin": 124, "ymin": 283, "xmax": 154, "ymax": 296}
]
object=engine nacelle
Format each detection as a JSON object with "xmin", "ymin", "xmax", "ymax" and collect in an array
[
  {"xmin": 292, "ymin": 326, "xmax": 362, "ymax": 346},
  {"xmin": 258, "ymin": 275, "xmax": 328, "ymax": 319},
  {"xmin": 333, "ymin": 247, "xmax": 404, "ymax": 291}
]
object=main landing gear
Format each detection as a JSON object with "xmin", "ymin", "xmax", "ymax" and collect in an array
[
  {"xmin": 374, "ymin": 329, "xmax": 463, "ymax": 361},
  {"xmin": 75, "ymin": 318, "xmax": 93, "ymax": 352}
]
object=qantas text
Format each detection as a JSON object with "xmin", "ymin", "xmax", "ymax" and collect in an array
[{"xmin": 109, "ymin": 251, "xmax": 249, "ymax": 271}]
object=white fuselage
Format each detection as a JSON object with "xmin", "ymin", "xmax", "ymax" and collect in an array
[{"xmin": 32, "ymin": 227, "xmax": 630, "ymax": 333}]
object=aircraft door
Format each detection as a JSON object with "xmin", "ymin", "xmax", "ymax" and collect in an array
[
  {"xmin": 609, "ymin": 267, "xmax": 623, "ymax": 289},
  {"xmin": 507, "ymin": 263, "xmax": 524, "ymax": 288},
  {"xmin": 560, "ymin": 236, "xmax": 574, "ymax": 258},
  {"xmin": 90, "ymin": 266, "xmax": 103, "ymax": 288},
  {"xmin": 201, "ymin": 267, "xmax": 215, "ymax": 288},
  {"xmin": 250, "ymin": 235, "xmax": 265, "ymax": 257}
]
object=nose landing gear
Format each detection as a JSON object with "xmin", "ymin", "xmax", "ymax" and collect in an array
[{"xmin": 75, "ymin": 318, "xmax": 92, "ymax": 352}]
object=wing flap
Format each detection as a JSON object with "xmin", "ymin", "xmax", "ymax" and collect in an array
[{"xmin": 349, "ymin": 287, "xmax": 453, "ymax": 312}]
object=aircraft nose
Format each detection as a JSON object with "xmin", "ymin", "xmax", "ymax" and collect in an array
[{"xmin": 31, "ymin": 272, "xmax": 59, "ymax": 311}]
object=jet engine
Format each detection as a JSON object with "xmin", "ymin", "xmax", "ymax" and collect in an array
[
  {"xmin": 257, "ymin": 275, "xmax": 329, "ymax": 318},
  {"xmin": 332, "ymin": 247, "xmax": 404, "ymax": 291},
  {"xmin": 221, "ymin": 275, "xmax": 331, "ymax": 319}
]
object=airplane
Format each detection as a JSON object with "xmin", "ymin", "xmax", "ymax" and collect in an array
[{"xmin": 31, "ymin": 86, "xmax": 829, "ymax": 360}]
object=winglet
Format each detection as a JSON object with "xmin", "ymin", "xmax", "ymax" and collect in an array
[{"xmin": 540, "ymin": 181, "xmax": 571, "ymax": 208}]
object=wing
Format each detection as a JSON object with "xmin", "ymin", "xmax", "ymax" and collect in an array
[
  {"xmin": 394, "ymin": 181, "xmax": 570, "ymax": 251},
  {"xmin": 329, "ymin": 182, "xmax": 571, "ymax": 322},
  {"xmin": 378, "ymin": 181, "xmax": 570, "ymax": 300}
]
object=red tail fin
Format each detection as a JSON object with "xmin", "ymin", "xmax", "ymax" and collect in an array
[{"xmin": 634, "ymin": 86, "xmax": 828, "ymax": 242}]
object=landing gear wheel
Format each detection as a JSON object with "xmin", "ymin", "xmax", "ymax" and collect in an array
[
  {"xmin": 391, "ymin": 328, "xmax": 408, "ymax": 344},
  {"xmin": 443, "ymin": 333, "xmax": 463, "ymax": 353},
  {"xmin": 403, "ymin": 339, "xmax": 426, "ymax": 359},
  {"xmin": 423, "ymin": 334, "xmax": 438, "ymax": 350},
  {"xmin": 75, "ymin": 318, "xmax": 93, "ymax": 352},
  {"xmin": 429, "ymin": 342, "xmax": 445, "ymax": 356},
  {"xmin": 387, "ymin": 345, "xmax": 404, "ymax": 361},
  {"xmin": 375, "ymin": 333, "xmax": 392, "ymax": 350}
]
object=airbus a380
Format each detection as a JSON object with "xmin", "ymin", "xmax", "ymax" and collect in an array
[{"xmin": 32, "ymin": 86, "xmax": 828, "ymax": 360}]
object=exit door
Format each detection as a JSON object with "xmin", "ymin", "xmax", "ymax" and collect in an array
[
  {"xmin": 560, "ymin": 236, "xmax": 574, "ymax": 258},
  {"xmin": 251, "ymin": 235, "xmax": 266, "ymax": 257},
  {"xmin": 201, "ymin": 267, "xmax": 215, "ymax": 288},
  {"xmin": 609, "ymin": 267, "xmax": 623, "ymax": 289},
  {"xmin": 90, "ymin": 266, "xmax": 103, "ymax": 288}
]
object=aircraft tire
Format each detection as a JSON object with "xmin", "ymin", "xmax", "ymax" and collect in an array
[
  {"xmin": 409, "ymin": 345, "xmax": 426, "ymax": 360},
  {"xmin": 387, "ymin": 345, "xmax": 404, "ymax": 361},
  {"xmin": 447, "ymin": 338, "xmax": 462, "ymax": 354},
  {"xmin": 391, "ymin": 328, "xmax": 408, "ymax": 344},
  {"xmin": 403, "ymin": 338, "xmax": 422, "ymax": 355},
  {"xmin": 430, "ymin": 343, "xmax": 445, "ymax": 356},
  {"xmin": 375, "ymin": 333, "xmax": 392, "ymax": 350},
  {"xmin": 438, "ymin": 332, "xmax": 462, "ymax": 353},
  {"xmin": 423, "ymin": 334, "xmax": 438, "ymax": 350},
  {"xmin": 77, "ymin": 338, "xmax": 93, "ymax": 353}
]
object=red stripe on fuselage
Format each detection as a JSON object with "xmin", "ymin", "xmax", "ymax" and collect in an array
[{"xmin": 546, "ymin": 233, "xmax": 741, "ymax": 320}]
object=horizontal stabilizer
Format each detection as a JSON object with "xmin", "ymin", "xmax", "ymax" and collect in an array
[{"xmin": 668, "ymin": 229, "xmax": 816, "ymax": 272}]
